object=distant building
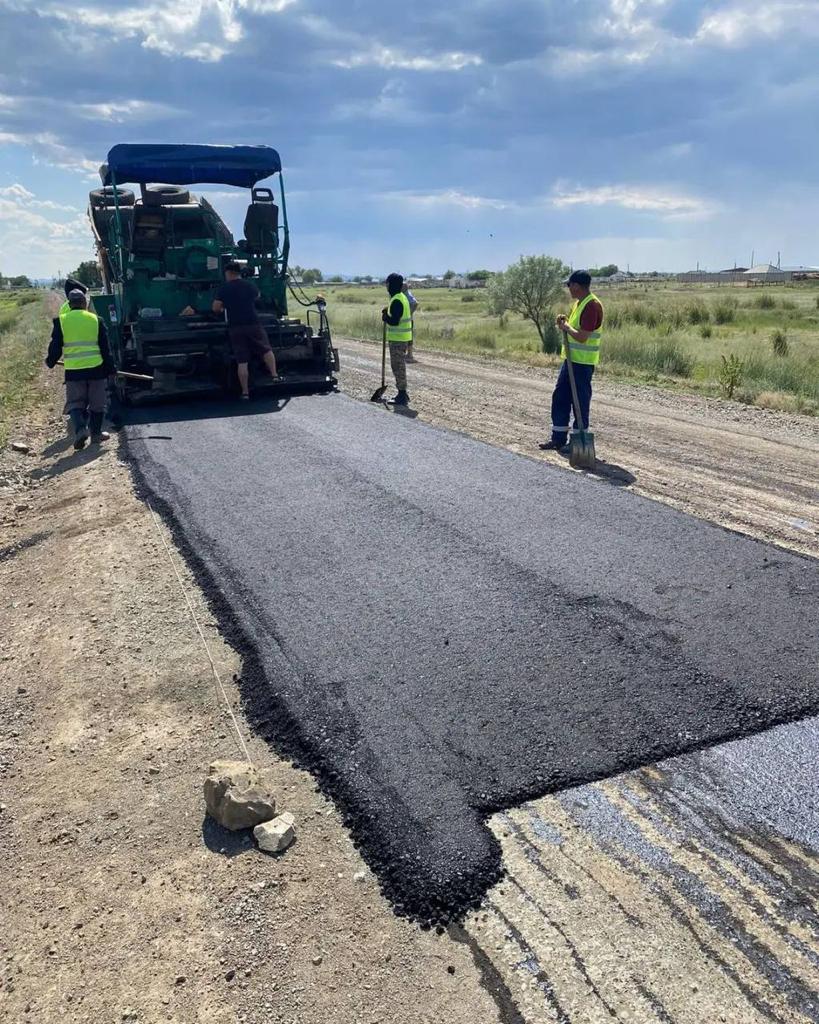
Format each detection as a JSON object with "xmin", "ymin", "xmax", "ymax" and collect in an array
[{"xmin": 446, "ymin": 275, "xmax": 484, "ymax": 289}]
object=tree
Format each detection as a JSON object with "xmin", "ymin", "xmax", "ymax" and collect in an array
[
  {"xmin": 466, "ymin": 269, "xmax": 493, "ymax": 282},
  {"xmin": 302, "ymin": 268, "xmax": 323, "ymax": 285},
  {"xmin": 488, "ymin": 255, "xmax": 569, "ymax": 354},
  {"xmin": 589, "ymin": 264, "xmax": 618, "ymax": 278},
  {"xmin": 442, "ymin": 269, "xmax": 456, "ymax": 281},
  {"xmin": 68, "ymin": 260, "xmax": 102, "ymax": 288},
  {"xmin": 6, "ymin": 274, "xmax": 33, "ymax": 288},
  {"xmin": 327, "ymin": 274, "xmax": 343, "ymax": 283}
]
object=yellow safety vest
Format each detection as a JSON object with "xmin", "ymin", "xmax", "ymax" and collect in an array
[
  {"xmin": 564, "ymin": 292, "xmax": 603, "ymax": 366},
  {"xmin": 60, "ymin": 309, "xmax": 103, "ymax": 371},
  {"xmin": 386, "ymin": 291, "xmax": 412, "ymax": 344}
]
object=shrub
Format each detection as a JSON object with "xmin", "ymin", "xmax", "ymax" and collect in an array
[
  {"xmin": 606, "ymin": 333, "xmax": 693, "ymax": 377},
  {"xmin": 713, "ymin": 299, "xmax": 737, "ymax": 324},
  {"xmin": 752, "ymin": 294, "xmax": 776, "ymax": 310},
  {"xmin": 469, "ymin": 330, "xmax": 496, "ymax": 349},
  {"xmin": 780, "ymin": 298, "xmax": 797, "ymax": 311},
  {"xmin": 700, "ymin": 324, "xmax": 713, "ymax": 339},
  {"xmin": 719, "ymin": 354, "xmax": 744, "ymax": 399},
  {"xmin": 461, "ymin": 293, "xmax": 476, "ymax": 303},
  {"xmin": 771, "ymin": 329, "xmax": 789, "ymax": 357},
  {"xmin": 685, "ymin": 302, "xmax": 710, "ymax": 324}
]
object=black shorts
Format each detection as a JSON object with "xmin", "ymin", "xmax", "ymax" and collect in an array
[{"xmin": 229, "ymin": 324, "xmax": 271, "ymax": 363}]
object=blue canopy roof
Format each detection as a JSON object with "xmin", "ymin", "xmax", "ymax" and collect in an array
[{"xmin": 102, "ymin": 144, "xmax": 282, "ymax": 188}]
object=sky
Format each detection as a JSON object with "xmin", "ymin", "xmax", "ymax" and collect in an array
[{"xmin": 1, "ymin": 0, "xmax": 818, "ymax": 279}]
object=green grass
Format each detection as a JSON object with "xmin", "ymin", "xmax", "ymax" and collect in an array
[
  {"xmin": 0, "ymin": 291, "xmax": 49, "ymax": 446},
  {"xmin": 320, "ymin": 281, "xmax": 819, "ymax": 415}
]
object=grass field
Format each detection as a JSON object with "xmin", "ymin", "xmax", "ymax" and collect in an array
[
  {"xmin": 0, "ymin": 290, "xmax": 47, "ymax": 446},
  {"xmin": 322, "ymin": 281, "xmax": 819, "ymax": 415}
]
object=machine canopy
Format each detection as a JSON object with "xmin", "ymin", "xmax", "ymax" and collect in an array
[{"xmin": 101, "ymin": 144, "xmax": 282, "ymax": 188}]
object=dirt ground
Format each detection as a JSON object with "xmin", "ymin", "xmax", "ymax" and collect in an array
[
  {"xmin": 340, "ymin": 338, "xmax": 819, "ymax": 559},
  {"xmin": 1, "ymin": 331, "xmax": 817, "ymax": 1024},
  {"xmin": 0, "ymin": 373, "xmax": 505, "ymax": 1024}
]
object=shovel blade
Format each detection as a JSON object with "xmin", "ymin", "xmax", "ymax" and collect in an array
[
  {"xmin": 370, "ymin": 386, "xmax": 388, "ymax": 402},
  {"xmin": 569, "ymin": 430, "xmax": 596, "ymax": 470}
]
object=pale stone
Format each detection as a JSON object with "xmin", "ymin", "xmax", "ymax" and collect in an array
[
  {"xmin": 204, "ymin": 760, "xmax": 276, "ymax": 831},
  {"xmin": 253, "ymin": 812, "xmax": 296, "ymax": 854}
]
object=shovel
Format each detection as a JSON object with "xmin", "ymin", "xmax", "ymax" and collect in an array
[
  {"xmin": 563, "ymin": 336, "xmax": 596, "ymax": 470},
  {"xmin": 370, "ymin": 321, "xmax": 388, "ymax": 402}
]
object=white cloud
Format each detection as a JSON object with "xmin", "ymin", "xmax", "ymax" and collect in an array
[
  {"xmin": 75, "ymin": 99, "xmax": 179, "ymax": 123},
  {"xmin": 17, "ymin": 0, "xmax": 295, "ymax": 62},
  {"xmin": 0, "ymin": 184, "xmax": 92, "ymax": 274},
  {"xmin": 0, "ymin": 182, "xmax": 79, "ymax": 211},
  {"xmin": 383, "ymin": 189, "xmax": 512, "ymax": 211},
  {"xmin": 696, "ymin": 1, "xmax": 819, "ymax": 46},
  {"xmin": 0, "ymin": 131, "xmax": 99, "ymax": 177},
  {"xmin": 551, "ymin": 183, "xmax": 718, "ymax": 220},
  {"xmin": 334, "ymin": 46, "xmax": 482, "ymax": 72}
]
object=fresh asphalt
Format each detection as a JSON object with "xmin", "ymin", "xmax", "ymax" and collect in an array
[{"xmin": 124, "ymin": 392, "xmax": 819, "ymax": 923}]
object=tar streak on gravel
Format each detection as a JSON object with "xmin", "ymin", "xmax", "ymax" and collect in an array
[{"xmin": 122, "ymin": 394, "xmax": 819, "ymax": 924}]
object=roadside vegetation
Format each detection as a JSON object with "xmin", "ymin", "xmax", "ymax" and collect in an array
[
  {"xmin": 0, "ymin": 290, "xmax": 48, "ymax": 445},
  {"xmin": 325, "ymin": 281, "xmax": 819, "ymax": 415}
]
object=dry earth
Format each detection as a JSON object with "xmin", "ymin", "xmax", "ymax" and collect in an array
[
  {"xmin": 1, "ymin": 327, "xmax": 818, "ymax": 1024},
  {"xmin": 0, "ymin": 373, "xmax": 505, "ymax": 1024},
  {"xmin": 339, "ymin": 337, "xmax": 819, "ymax": 559}
]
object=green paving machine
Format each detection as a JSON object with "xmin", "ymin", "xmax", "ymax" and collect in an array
[{"xmin": 88, "ymin": 143, "xmax": 339, "ymax": 403}]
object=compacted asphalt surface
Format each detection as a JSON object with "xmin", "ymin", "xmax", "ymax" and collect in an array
[{"xmin": 124, "ymin": 393, "xmax": 818, "ymax": 922}]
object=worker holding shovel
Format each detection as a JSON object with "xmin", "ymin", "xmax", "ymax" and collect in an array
[
  {"xmin": 372, "ymin": 272, "xmax": 412, "ymax": 406},
  {"xmin": 539, "ymin": 270, "xmax": 603, "ymax": 461}
]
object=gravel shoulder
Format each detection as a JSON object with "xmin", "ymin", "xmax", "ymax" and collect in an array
[
  {"xmin": 0, "ymin": 372, "xmax": 504, "ymax": 1023},
  {"xmin": 338, "ymin": 337, "xmax": 819, "ymax": 558}
]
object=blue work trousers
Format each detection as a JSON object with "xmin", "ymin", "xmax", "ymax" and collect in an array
[{"xmin": 551, "ymin": 360, "xmax": 595, "ymax": 445}]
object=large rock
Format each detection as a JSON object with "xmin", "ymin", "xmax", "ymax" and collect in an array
[
  {"xmin": 254, "ymin": 812, "xmax": 296, "ymax": 854},
  {"xmin": 204, "ymin": 760, "xmax": 276, "ymax": 831}
]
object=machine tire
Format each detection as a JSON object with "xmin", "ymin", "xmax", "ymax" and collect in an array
[
  {"xmin": 332, "ymin": 347, "xmax": 340, "ymax": 372},
  {"xmin": 89, "ymin": 186, "xmax": 135, "ymax": 209},
  {"xmin": 143, "ymin": 185, "xmax": 190, "ymax": 207}
]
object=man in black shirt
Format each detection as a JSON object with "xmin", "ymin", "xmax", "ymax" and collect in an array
[{"xmin": 213, "ymin": 262, "xmax": 279, "ymax": 399}]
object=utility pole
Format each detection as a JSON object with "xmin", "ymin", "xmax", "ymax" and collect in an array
[
  {"xmin": 777, "ymin": 251, "xmax": 781, "ymax": 269},
  {"xmin": 751, "ymin": 249, "xmax": 754, "ymax": 268}
]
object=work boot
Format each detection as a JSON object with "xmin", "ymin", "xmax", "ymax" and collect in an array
[
  {"xmin": 538, "ymin": 439, "xmax": 569, "ymax": 452},
  {"xmin": 392, "ymin": 390, "xmax": 410, "ymax": 407},
  {"xmin": 69, "ymin": 410, "xmax": 88, "ymax": 451},
  {"xmin": 89, "ymin": 412, "xmax": 110, "ymax": 444}
]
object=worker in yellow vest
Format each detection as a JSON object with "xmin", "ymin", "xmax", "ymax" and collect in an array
[
  {"xmin": 539, "ymin": 270, "xmax": 603, "ymax": 452},
  {"xmin": 381, "ymin": 273, "xmax": 413, "ymax": 406},
  {"xmin": 58, "ymin": 277, "xmax": 88, "ymax": 316},
  {"xmin": 46, "ymin": 290, "xmax": 114, "ymax": 450}
]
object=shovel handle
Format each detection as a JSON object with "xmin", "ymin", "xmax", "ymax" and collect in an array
[{"xmin": 562, "ymin": 330, "xmax": 586, "ymax": 434}]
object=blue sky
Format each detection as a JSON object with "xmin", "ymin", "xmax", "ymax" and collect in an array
[{"xmin": 1, "ymin": 0, "xmax": 818, "ymax": 278}]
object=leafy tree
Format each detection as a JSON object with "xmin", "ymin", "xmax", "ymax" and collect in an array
[
  {"xmin": 442, "ymin": 269, "xmax": 456, "ymax": 281},
  {"xmin": 327, "ymin": 274, "xmax": 343, "ymax": 283},
  {"xmin": 466, "ymin": 269, "xmax": 493, "ymax": 282},
  {"xmin": 488, "ymin": 255, "xmax": 569, "ymax": 354},
  {"xmin": 68, "ymin": 260, "xmax": 102, "ymax": 288},
  {"xmin": 302, "ymin": 268, "xmax": 323, "ymax": 285},
  {"xmin": 588, "ymin": 264, "xmax": 618, "ymax": 278},
  {"xmin": 6, "ymin": 274, "xmax": 33, "ymax": 288}
]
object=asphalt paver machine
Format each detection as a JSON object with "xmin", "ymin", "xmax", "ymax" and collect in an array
[{"xmin": 88, "ymin": 143, "xmax": 339, "ymax": 403}]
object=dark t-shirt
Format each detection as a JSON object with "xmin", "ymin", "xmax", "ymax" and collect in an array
[
  {"xmin": 216, "ymin": 278, "xmax": 260, "ymax": 326},
  {"xmin": 579, "ymin": 298, "xmax": 603, "ymax": 332}
]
